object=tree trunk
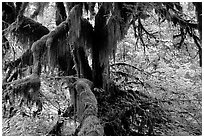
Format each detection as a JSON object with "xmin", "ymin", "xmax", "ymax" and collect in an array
[
  {"xmin": 92, "ymin": 4, "xmax": 108, "ymax": 88},
  {"xmin": 92, "ymin": 3, "xmax": 132, "ymax": 89},
  {"xmin": 55, "ymin": 2, "xmax": 67, "ymax": 26},
  {"xmin": 92, "ymin": 46, "xmax": 104, "ymax": 88},
  {"xmin": 73, "ymin": 45, "xmax": 92, "ymax": 80},
  {"xmin": 193, "ymin": 2, "xmax": 202, "ymax": 67}
]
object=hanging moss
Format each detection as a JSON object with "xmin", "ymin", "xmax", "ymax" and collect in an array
[
  {"xmin": 29, "ymin": 4, "xmax": 83, "ymax": 76},
  {"xmin": 8, "ymin": 16, "xmax": 49, "ymax": 48},
  {"xmin": 48, "ymin": 5, "xmax": 94, "ymax": 77},
  {"xmin": 92, "ymin": 3, "xmax": 134, "ymax": 88},
  {"xmin": 94, "ymin": 3, "xmax": 133, "ymax": 67},
  {"xmin": 79, "ymin": 18, "xmax": 94, "ymax": 49}
]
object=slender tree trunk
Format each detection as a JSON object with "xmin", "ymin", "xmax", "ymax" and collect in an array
[
  {"xmin": 74, "ymin": 46, "xmax": 92, "ymax": 80},
  {"xmin": 193, "ymin": 2, "xmax": 202, "ymax": 67},
  {"xmin": 55, "ymin": 2, "xmax": 67, "ymax": 26}
]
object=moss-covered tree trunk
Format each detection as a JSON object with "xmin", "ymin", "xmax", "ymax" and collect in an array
[
  {"xmin": 92, "ymin": 3, "xmax": 113, "ymax": 89},
  {"xmin": 92, "ymin": 3, "xmax": 132, "ymax": 89}
]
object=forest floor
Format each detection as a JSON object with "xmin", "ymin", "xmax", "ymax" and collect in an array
[
  {"xmin": 2, "ymin": 71, "xmax": 201, "ymax": 136},
  {"xmin": 2, "ymin": 74, "xmax": 77, "ymax": 136}
]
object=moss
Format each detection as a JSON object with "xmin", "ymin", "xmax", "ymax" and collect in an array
[{"xmin": 9, "ymin": 16, "xmax": 49, "ymax": 47}]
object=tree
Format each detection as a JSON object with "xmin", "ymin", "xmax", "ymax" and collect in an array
[{"xmin": 2, "ymin": 2, "xmax": 202, "ymax": 136}]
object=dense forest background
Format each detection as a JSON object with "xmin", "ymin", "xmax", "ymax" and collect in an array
[{"xmin": 2, "ymin": 2, "xmax": 202, "ymax": 136}]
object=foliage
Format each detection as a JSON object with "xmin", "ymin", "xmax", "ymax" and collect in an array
[{"xmin": 109, "ymin": 12, "xmax": 201, "ymax": 134}]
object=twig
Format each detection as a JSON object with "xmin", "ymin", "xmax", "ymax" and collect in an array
[
  {"xmin": 150, "ymin": 98, "xmax": 202, "ymax": 104},
  {"xmin": 110, "ymin": 62, "xmax": 152, "ymax": 76}
]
